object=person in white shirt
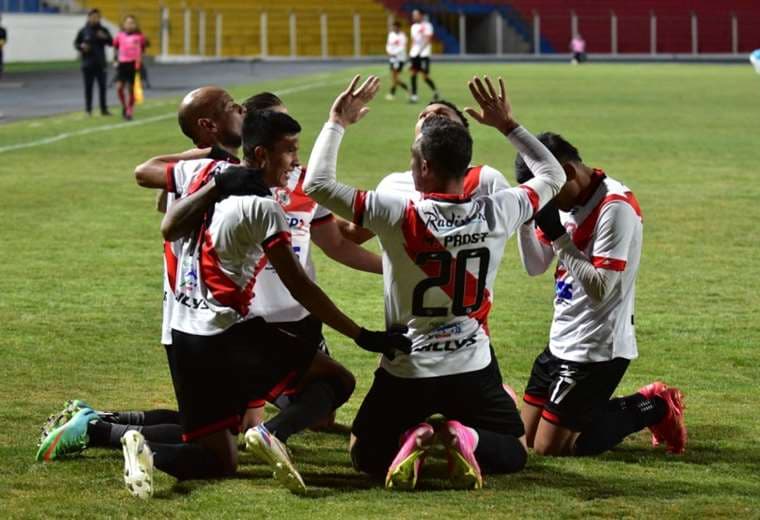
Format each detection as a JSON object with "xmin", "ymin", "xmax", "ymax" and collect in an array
[
  {"xmin": 408, "ymin": 9, "xmax": 439, "ymax": 103},
  {"xmin": 385, "ymin": 20, "xmax": 410, "ymax": 101},
  {"xmin": 516, "ymin": 132, "xmax": 687, "ymax": 457},
  {"xmin": 305, "ymin": 74, "xmax": 566, "ymax": 490}
]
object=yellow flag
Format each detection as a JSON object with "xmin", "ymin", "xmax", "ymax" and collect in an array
[{"xmin": 134, "ymin": 71, "xmax": 144, "ymax": 105}]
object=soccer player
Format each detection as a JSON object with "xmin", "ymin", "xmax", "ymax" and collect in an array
[
  {"xmin": 385, "ymin": 21, "xmax": 409, "ymax": 101},
  {"xmin": 516, "ymin": 132, "xmax": 687, "ymax": 456},
  {"xmin": 408, "ymin": 9, "xmax": 439, "ymax": 103},
  {"xmin": 36, "ymin": 87, "xmax": 265, "ymax": 462},
  {"xmin": 304, "ymin": 75, "xmax": 566, "ymax": 489},
  {"xmin": 122, "ymin": 108, "xmax": 409, "ymax": 498},
  {"xmin": 113, "ymin": 15, "xmax": 147, "ymax": 120}
]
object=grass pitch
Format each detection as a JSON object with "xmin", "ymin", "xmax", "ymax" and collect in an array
[{"xmin": 0, "ymin": 63, "xmax": 758, "ymax": 519}]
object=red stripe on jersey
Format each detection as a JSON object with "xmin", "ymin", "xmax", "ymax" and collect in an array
[
  {"xmin": 282, "ymin": 170, "xmax": 318, "ymax": 213},
  {"xmin": 571, "ymin": 191, "xmax": 641, "ymax": 252},
  {"xmin": 463, "ymin": 165, "xmax": 483, "ymax": 197},
  {"xmin": 523, "ymin": 393, "xmax": 548, "ymax": 407},
  {"xmin": 264, "ymin": 370, "xmax": 298, "ymax": 402},
  {"xmin": 165, "ymin": 162, "xmax": 177, "ymax": 193},
  {"xmin": 541, "ymin": 409, "xmax": 562, "ymax": 425},
  {"xmin": 535, "ymin": 227, "xmax": 551, "ymax": 246},
  {"xmin": 311, "ymin": 213, "xmax": 335, "ymax": 227},
  {"xmin": 163, "ymin": 241, "xmax": 178, "ymax": 292},
  {"xmin": 186, "ymin": 160, "xmax": 219, "ymax": 196},
  {"xmin": 353, "ymin": 190, "xmax": 368, "ymax": 226},
  {"xmin": 262, "ymin": 231, "xmax": 292, "ymax": 252},
  {"xmin": 592, "ymin": 256, "xmax": 627, "ymax": 271},
  {"xmin": 247, "ymin": 399, "xmax": 266, "ymax": 409},
  {"xmin": 421, "ymin": 192, "xmax": 472, "ymax": 203},
  {"xmin": 200, "ymin": 230, "xmax": 258, "ymax": 317},
  {"xmin": 519, "ymin": 184, "xmax": 540, "ymax": 216},
  {"xmin": 401, "ymin": 201, "xmax": 493, "ymax": 330}
]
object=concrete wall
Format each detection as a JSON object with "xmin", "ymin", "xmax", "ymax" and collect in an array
[{"xmin": 1, "ymin": 13, "xmax": 118, "ymax": 62}]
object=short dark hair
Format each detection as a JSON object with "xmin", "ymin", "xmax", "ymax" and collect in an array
[
  {"xmin": 415, "ymin": 115, "xmax": 472, "ymax": 181},
  {"xmin": 514, "ymin": 132, "xmax": 581, "ymax": 184},
  {"xmin": 88, "ymin": 8, "xmax": 100, "ymax": 16},
  {"xmin": 242, "ymin": 110, "xmax": 301, "ymax": 161},
  {"xmin": 243, "ymin": 92, "xmax": 283, "ymax": 113},
  {"xmin": 426, "ymin": 99, "xmax": 469, "ymax": 128}
]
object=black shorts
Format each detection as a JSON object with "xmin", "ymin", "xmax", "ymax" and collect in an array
[
  {"xmin": 410, "ymin": 56, "xmax": 430, "ymax": 74},
  {"xmin": 523, "ymin": 346, "xmax": 629, "ymax": 431},
  {"xmin": 352, "ymin": 349, "xmax": 524, "ymax": 474},
  {"xmin": 116, "ymin": 61, "xmax": 137, "ymax": 83},
  {"xmin": 169, "ymin": 317, "xmax": 318, "ymax": 441},
  {"xmin": 389, "ymin": 58, "xmax": 405, "ymax": 72}
]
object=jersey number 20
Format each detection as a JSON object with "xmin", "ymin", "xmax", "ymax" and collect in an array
[{"xmin": 412, "ymin": 248, "xmax": 490, "ymax": 317}]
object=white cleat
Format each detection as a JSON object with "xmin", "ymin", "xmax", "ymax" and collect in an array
[
  {"xmin": 122, "ymin": 430, "xmax": 154, "ymax": 499},
  {"xmin": 245, "ymin": 425, "xmax": 306, "ymax": 494},
  {"xmin": 385, "ymin": 93, "xmax": 395, "ymax": 101}
]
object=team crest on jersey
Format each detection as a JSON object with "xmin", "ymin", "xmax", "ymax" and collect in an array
[
  {"xmin": 179, "ymin": 257, "xmax": 199, "ymax": 292},
  {"xmin": 273, "ymin": 189, "xmax": 291, "ymax": 208}
]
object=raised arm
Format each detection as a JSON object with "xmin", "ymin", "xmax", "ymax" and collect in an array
[
  {"xmin": 465, "ymin": 76, "xmax": 565, "ymax": 213},
  {"xmin": 517, "ymin": 223, "xmax": 556, "ymax": 276},
  {"xmin": 303, "ymin": 75, "xmax": 381, "ymax": 219}
]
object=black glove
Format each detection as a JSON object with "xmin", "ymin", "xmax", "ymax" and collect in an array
[
  {"xmin": 355, "ymin": 327, "xmax": 412, "ymax": 361},
  {"xmin": 534, "ymin": 201, "xmax": 566, "ymax": 241},
  {"xmin": 214, "ymin": 166, "xmax": 270, "ymax": 199},
  {"xmin": 207, "ymin": 145, "xmax": 236, "ymax": 161}
]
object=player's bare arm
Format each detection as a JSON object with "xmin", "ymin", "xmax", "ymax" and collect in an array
[
  {"xmin": 133, "ymin": 147, "xmax": 211, "ymax": 189},
  {"xmin": 335, "ymin": 216, "xmax": 376, "ymax": 245},
  {"xmin": 265, "ymin": 240, "xmax": 409, "ymax": 358},
  {"xmin": 311, "ymin": 219, "xmax": 383, "ymax": 274}
]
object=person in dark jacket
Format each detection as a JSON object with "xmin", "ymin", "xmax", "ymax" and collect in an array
[
  {"xmin": 0, "ymin": 14, "xmax": 7, "ymax": 80},
  {"xmin": 74, "ymin": 9, "xmax": 113, "ymax": 116}
]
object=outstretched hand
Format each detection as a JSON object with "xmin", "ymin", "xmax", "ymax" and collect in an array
[
  {"xmin": 464, "ymin": 75, "xmax": 519, "ymax": 135},
  {"xmin": 329, "ymin": 75, "xmax": 381, "ymax": 128}
]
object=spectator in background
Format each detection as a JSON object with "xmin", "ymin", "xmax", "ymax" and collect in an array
[
  {"xmin": 570, "ymin": 34, "xmax": 586, "ymax": 65},
  {"xmin": 0, "ymin": 15, "xmax": 7, "ymax": 80},
  {"xmin": 750, "ymin": 49, "xmax": 760, "ymax": 75},
  {"xmin": 74, "ymin": 9, "xmax": 113, "ymax": 116},
  {"xmin": 113, "ymin": 15, "xmax": 146, "ymax": 121}
]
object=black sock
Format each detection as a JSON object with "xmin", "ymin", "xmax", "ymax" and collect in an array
[
  {"xmin": 88, "ymin": 421, "xmax": 184, "ymax": 448},
  {"xmin": 101, "ymin": 409, "xmax": 180, "ymax": 425},
  {"xmin": 264, "ymin": 380, "xmax": 336, "ymax": 443},
  {"xmin": 391, "ymin": 85, "xmax": 397, "ymax": 95},
  {"xmin": 574, "ymin": 394, "xmax": 667, "ymax": 456},
  {"xmin": 473, "ymin": 427, "xmax": 527, "ymax": 474},
  {"xmin": 424, "ymin": 77, "xmax": 437, "ymax": 92},
  {"xmin": 398, "ymin": 81, "xmax": 408, "ymax": 91},
  {"xmin": 151, "ymin": 441, "xmax": 229, "ymax": 480},
  {"xmin": 411, "ymin": 75, "xmax": 418, "ymax": 95}
]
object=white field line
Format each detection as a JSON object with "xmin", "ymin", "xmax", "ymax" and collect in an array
[{"xmin": 0, "ymin": 80, "xmax": 341, "ymax": 155}]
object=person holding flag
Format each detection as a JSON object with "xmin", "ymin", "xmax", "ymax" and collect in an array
[{"xmin": 113, "ymin": 15, "xmax": 147, "ymax": 121}]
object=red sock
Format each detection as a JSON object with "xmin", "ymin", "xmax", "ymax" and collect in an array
[{"xmin": 117, "ymin": 86, "xmax": 126, "ymax": 108}]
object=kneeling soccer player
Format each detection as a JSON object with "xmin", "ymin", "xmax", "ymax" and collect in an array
[
  {"xmin": 304, "ymin": 75, "xmax": 566, "ymax": 489},
  {"xmin": 119, "ymin": 109, "xmax": 410, "ymax": 499},
  {"xmin": 515, "ymin": 132, "xmax": 687, "ymax": 456}
]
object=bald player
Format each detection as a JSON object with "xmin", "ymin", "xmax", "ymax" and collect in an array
[{"xmin": 36, "ymin": 87, "xmax": 271, "ymax": 462}]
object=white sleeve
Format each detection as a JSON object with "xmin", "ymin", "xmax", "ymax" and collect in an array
[
  {"xmin": 480, "ymin": 165, "xmax": 511, "ymax": 193},
  {"xmin": 507, "ymin": 126, "xmax": 566, "ymax": 218},
  {"xmin": 385, "ymin": 34, "xmax": 393, "ymax": 55},
  {"xmin": 168, "ymin": 158, "xmax": 214, "ymax": 196},
  {"xmin": 303, "ymin": 122, "xmax": 358, "ymax": 222},
  {"xmin": 517, "ymin": 223, "xmax": 555, "ymax": 276},
  {"xmin": 491, "ymin": 187, "xmax": 536, "ymax": 237},
  {"xmin": 590, "ymin": 202, "xmax": 638, "ymax": 271},
  {"xmin": 244, "ymin": 198, "xmax": 291, "ymax": 251}
]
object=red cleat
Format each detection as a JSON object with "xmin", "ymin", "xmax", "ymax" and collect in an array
[{"xmin": 638, "ymin": 382, "xmax": 687, "ymax": 454}]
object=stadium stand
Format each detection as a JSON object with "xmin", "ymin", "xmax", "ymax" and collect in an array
[
  {"xmin": 79, "ymin": 0, "xmax": 406, "ymax": 57},
  {"xmin": 380, "ymin": 1, "xmax": 760, "ymax": 54}
]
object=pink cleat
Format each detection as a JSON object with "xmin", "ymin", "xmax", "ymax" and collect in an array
[
  {"xmin": 385, "ymin": 423, "xmax": 435, "ymax": 490},
  {"xmin": 437, "ymin": 420, "xmax": 483, "ymax": 489},
  {"xmin": 638, "ymin": 381, "xmax": 687, "ymax": 454}
]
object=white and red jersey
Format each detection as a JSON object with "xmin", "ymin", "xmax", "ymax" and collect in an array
[
  {"xmin": 539, "ymin": 172, "xmax": 643, "ymax": 362},
  {"xmin": 410, "ymin": 21, "xmax": 433, "ymax": 58},
  {"xmin": 353, "ymin": 186, "xmax": 537, "ymax": 378},
  {"xmin": 250, "ymin": 167, "xmax": 333, "ymax": 323},
  {"xmin": 167, "ymin": 161, "xmax": 291, "ymax": 336},
  {"xmin": 386, "ymin": 30, "xmax": 408, "ymax": 60},
  {"xmin": 160, "ymin": 157, "xmax": 240, "ymax": 344},
  {"xmin": 376, "ymin": 164, "xmax": 509, "ymax": 199}
]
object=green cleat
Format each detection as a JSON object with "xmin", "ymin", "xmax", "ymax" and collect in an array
[
  {"xmin": 36, "ymin": 407, "xmax": 97, "ymax": 462},
  {"xmin": 39, "ymin": 400, "xmax": 93, "ymax": 447}
]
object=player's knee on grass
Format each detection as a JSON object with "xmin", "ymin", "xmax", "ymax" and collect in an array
[
  {"xmin": 532, "ymin": 420, "xmax": 577, "ymax": 457},
  {"xmin": 197, "ymin": 430, "xmax": 239, "ymax": 475},
  {"xmin": 349, "ymin": 436, "xmax": 393, "ymax": 477}
]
